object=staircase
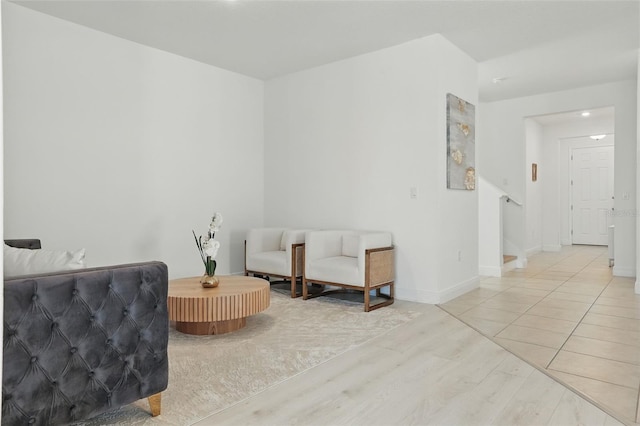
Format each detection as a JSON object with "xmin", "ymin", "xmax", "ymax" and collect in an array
[{"xmin": 501, "ymin": 254, "xmax": 518, "ymax": 275}]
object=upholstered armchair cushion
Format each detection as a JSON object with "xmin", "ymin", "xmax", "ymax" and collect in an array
[
  {"xmin": 245, "ymin": 228, "xmax": 306, "ymax": 277},
  {"xmin": 247, "ymin": 228, "xmax": 283, "ymax": 254},
  {"xmin": 245, "ymin": 228, "xmax": 309, "ymax": 298},
  {"xmin": 303, "ymin": 230, "xmax": 395, "ymax": 311},
  {"xmin": 305, "ymin": 231, "xmax": 393, "ymax": 287},
  {"xmin": 247, "ymin": 251, "xmax": 290, "ymax": 277},
  {"xmin": 306, "ymin": 256, "xmax": 359, "ymax": 285}
]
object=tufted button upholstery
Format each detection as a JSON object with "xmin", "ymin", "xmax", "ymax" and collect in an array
[{"xmin": 3, "ymin": 261, "xmax": 169, "ymax": 425}]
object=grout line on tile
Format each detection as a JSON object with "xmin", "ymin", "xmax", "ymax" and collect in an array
[
  {"xmin": 547, "ymin": 366, "xmax": 639, "ymax": 392},
  {"xmin": 564, "ymin": 334, "xmax": 640, "ymax": 353},
  {"xmin": 445, "ymin": 246, "xmax": 638, "ymax": 425},
  {"xmin": 545, "ymin": 281, "xmax": 609, "ymax": 369}
]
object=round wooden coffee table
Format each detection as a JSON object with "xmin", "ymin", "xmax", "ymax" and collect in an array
[{"xmin": 168, "ymin": 275, "xmax": 270, "ymax": 335}]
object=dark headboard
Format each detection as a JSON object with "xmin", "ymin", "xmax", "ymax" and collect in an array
[{"xmin": 4, "ymin": 239, "xmax": 42, "ymax": 250}]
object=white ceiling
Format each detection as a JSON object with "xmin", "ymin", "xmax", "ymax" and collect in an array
[
  {"xmin": 10, "ymin": 0, "xmax": 640, "ymax": 102},
  {"xmin": 529, "ymin": 106, "xmax": 615, "ymax": 126}
]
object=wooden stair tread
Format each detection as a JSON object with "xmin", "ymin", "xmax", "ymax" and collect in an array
[{"xmin": 503, "ymin": 255, "xmax": 517, "ymax": 264}]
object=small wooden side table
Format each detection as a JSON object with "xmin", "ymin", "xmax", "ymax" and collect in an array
[{"xmin": 168, "ymin": 275, "xmax": 270, "ymax": 335}]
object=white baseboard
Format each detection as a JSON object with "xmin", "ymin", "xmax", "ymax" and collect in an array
[
  {"xmin": 396, "ymin": 276, "xmax": 480, "ymax": 305},
  {"xmin": 613, "ymin": 266, "xmax": 636, "ymax": 278},
  {"xmin": 395, "ymin": 288, "xmax": 440, "ymax": 304},
  {"xmin": 560, "ymin": 238, "xmax": 571, "ymax": 246},
  {"xmin": 516, "ymin": 257, "xmax": 528, "ymax": 269},
  {"xmin": 636, "ymin": 279, "xmax": 640, "ymax": 295},
  {"xmin": 437, "ymin": 276, "xmax": 480, "ymax": 304},
  {"xmin": 543, "ymin": 245, "xmax": 561, "ymax": 252},
  {"xmin": 479, "ymin": 265, "xmax": 502, "ymax": 277},
  {"xmin": 526, "ymin": 246, "xmax": 542, "ymax": 256}
]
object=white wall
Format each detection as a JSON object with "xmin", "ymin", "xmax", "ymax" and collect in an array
[
  {"xmin": 479, "ymin": 81, "xmax": 637, "ymax": 277},
  {"xmin": 3, "ymin": 3, "xmax": 265, "ymax": 278},
  {"xmin": 478, "ymin": 176, "xmax": 507, "ymax": 276},
  {"xmin": 264, "ymin": 34, "xmax": 478, "ymax": 303},
  {"xmin": 1, "ymin": 0, "xmax": 5, "ymax": 393},
  {"xmin": 525, "ymin": 119, "xmax": 543, "ymax": 254},
  {"xmin": 637, "ymin": 44, "xmax": 640, "ymax": 293}
]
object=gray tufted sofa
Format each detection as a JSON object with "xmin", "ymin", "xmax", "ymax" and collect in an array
[{"xmin": 3, "ymin": 239, "xmax": 169, "ymax": 425}]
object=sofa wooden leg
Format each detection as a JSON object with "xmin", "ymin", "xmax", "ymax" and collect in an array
[{"xmin": 148, "ymin": 393, "xmax": 162, "ymax": 417}]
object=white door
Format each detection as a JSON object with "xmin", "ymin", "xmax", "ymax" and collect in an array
[{"xmin": 571, "ymin": 145, "xmax": 614, "ymax": 245}]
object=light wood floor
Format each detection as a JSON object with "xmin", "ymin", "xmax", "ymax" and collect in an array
[
  {"xmin": 195, "ymin": 250, "xmax": 631, "ymax": 425},
  {"xmin": 441, "ymin": 245, "xmax": 639, "ymax": 425}
]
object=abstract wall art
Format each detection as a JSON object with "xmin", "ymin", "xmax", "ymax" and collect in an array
[{"xmin": 446, "ymin": 93, "xmax": 476, "ymax": 190}]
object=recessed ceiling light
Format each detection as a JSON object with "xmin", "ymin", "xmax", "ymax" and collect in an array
[
  {"xmin": 581, "ymin": 111, "xmax": 591, "ymax": 117},
  {"xmin": 590, "ymin": 135, "xmax": 606, "ymax": 140}
]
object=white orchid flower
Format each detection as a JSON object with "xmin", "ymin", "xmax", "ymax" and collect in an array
[
  {"xmin": 194, "ymin": 212, "xmax": 223, "ymax": 275},
  {"xmin": 210, "ymin": 212, "xmax": 223, "ymax": 233},
  {"xmin": 203, "ymin": 239, "xmax": 220, "ymax": 259}
]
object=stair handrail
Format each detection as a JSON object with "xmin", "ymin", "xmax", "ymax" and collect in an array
[{"xmin": 502, "ymin": 195, "xmax": 523, "ymax": 206}]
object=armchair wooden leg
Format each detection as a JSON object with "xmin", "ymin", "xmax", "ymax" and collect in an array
[
  {"xmin": 302, "ymin": 276, "xmax": 309, "ymax": 299},
  {"xmin": 302, "ymin": 246, "xmax": 309, "ymax": 299},
  {"xmin": 364, "ymin": 286, "xmax": 371, "ymax": 312},
  {"xmin": 291, "ymin": 245, "xmax": 297, "ymax": 298},
  {"xmin": 148, "ymin": 393, "xmax": 162, "ymax": 417}
]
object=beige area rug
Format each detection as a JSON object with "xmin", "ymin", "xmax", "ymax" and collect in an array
[{"xmin": 79, "ymin": 289, "xmax": 420, "ymax": 425}]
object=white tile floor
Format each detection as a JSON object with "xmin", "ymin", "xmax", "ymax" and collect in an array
[{"xmin": 440, "ymin": 245, "xmax": 640, "ymax": 424}]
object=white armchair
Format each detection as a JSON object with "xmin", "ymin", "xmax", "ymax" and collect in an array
[
  {"xmin": 303, "ymin": 230, "xmax": 395, "ymax": 312},
  {"xmin": 244, "ymin": 228, "xmax": 307, "ymax": 298}
]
